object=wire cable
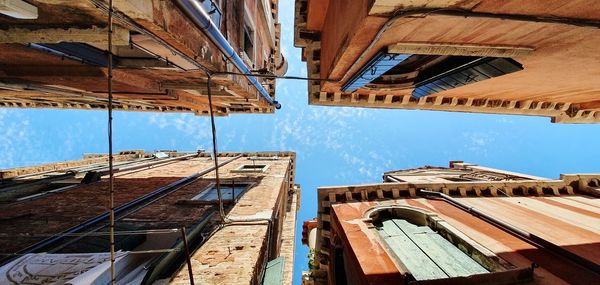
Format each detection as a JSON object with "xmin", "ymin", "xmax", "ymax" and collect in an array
[
  {"xmin": 0, "ymin": 228, "xmax": 181, "ymax": 238},
  {"xmin": 106, "ymin": 1, "xmax": 116, "ymax": 284},
  {"xmin": 0, "ymin": 249, "xmax": 182, "ymax": 257},
  {"xmin": 205, "ymin": 75, "xmax": 226, "ymax": 222},
  {"xmin": 212, "ymin": 70, "xmax": 336, "ymax": 82}
]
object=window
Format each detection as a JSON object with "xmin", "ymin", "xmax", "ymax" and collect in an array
[
  {"xmin": 341, "ymin": 51, "xmax": 410, "ymax": 92},
  {"xmin": 341, "ymin": 48, "xmax": 523, "ymax": 96},
  {"xmin": 199, "ymin": 0, "xmax": 222, "ymax": 27},
  {"xmin": 243, "ymin": 23, "xmax": 255, "ymax": 62},
  {"xmin": 411, "ymin": 56, "xmax": 523, "ymax": 98},
  {"xmin": 376, "ymin": 218, "xmax": 489, "ymax": 280},
  {"xmin": 192, "ymin": 182, "xmax": 252, "ymax": 201},
  {"xmin": 442, "ymin": 176, "xmax": 478, "ymax": 182},
  {"xmin": 248, "ymin": 156, "xmax": 279, "ymax": 161},
  {"xmin": 241, "ymin": 4, "xmax": 256, "ymax": 65},
  {"xmin": 232, "ymin": 164, "xmax": 268, "ymax": 173},
  {"xmin": 343, "ymin": 206, "xmax": 533, "ymax": 284}
]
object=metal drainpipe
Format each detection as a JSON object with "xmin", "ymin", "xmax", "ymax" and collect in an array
[
  {"xmin": 384, "ymin": 174, "xmax": 402, "ymax": 183},
  {"xmin": 174, "ymin": 0, "xmax": 281, "ymax": 109},
  {"xmin": 142, "ymin": 212, "xmax": 216, "ymax": 284},
  {"xmin": 418, "ymin": 189, "xmax": 600, "ymax": 274}
]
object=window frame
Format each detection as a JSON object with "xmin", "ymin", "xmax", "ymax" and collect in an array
[
  {"xmin": 199, "ymin": 0, "xmax": 222, "ymax": 27},
  {"xmin": 365, "ymin": 206, "xmax": 521, "ymax": 283},
  {"xmin": 231, "ymin": 163, "xmax": 269, "ymax": 173},
  {"xmin": 375, "ymin": 217, "xmax": 489, "ymax": 280},
  {"xmin": 191, "ymin": 181, "xmax": 255, "ymax": 202},
  {"xmin": 241, "ymin": 3, "xmax": 256, "ymax": 66}
]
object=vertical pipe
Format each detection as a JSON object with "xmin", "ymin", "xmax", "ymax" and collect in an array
[
  {"xmin": 107, "ymin": 0, "xmax": 116, "ymax": 284},
  {"xmin": 180, "ymin": 227, "xmax": 195, "ymax": 285},
  {"xmin": 174, "ymin": 0, "xmax": 280, "ymax": 109},
  {"xmin": 206, "ymin": 76, "xmax": 226, "ymax": 221}
]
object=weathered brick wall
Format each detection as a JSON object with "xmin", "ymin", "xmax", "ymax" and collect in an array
[
  {"xmin": 170, "ymin": 156, "xmax": 295, "ymax": 285},
  {"xmin": 0, "ymin": 157, "xmax": 216, "ymax": 253},
  {"xmin": 170, "ymin": 224, "xmax": 270, "ymax": 285},
  {"xmin": 0, "ymin": 0, "xmax": 283, "ymax": 115},
  {"xmin": 281, "ymin": 185, "xmax": 300, "ymax": 285},
  {"xmin": 0, "ymin": 154, "xmax": 138, "ymax": 179},
  {"xmin": 0, "ymin": 153, "xmax": 298, "ymax": 284}
]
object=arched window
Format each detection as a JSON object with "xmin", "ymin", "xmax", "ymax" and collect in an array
[{"xmin": 370, "ymin": 207, "xmax": 490, "ymax": 281}]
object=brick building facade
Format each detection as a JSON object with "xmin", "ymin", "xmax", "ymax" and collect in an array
[
  {"xmin": 0, "ymin": 150, "xmax": 299, "ymax": 284},
  {"xmin": 0, "ymin": 0, "xmax": 286, "ymax": 115}
]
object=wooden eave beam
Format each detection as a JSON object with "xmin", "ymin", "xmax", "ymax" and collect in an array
[
  {"xmin": 387, "ymin": 42, "xmax": 534, "ymax": 58},
  {"xmin": 0, "ymin": 26, "xmax": 129, "ymax": 45}
]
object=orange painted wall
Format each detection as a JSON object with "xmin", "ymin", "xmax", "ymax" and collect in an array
[
  {"xmin": 306, "ymin": 0, "xmax": 330, "ymax": 31},
  {"xmin": 320, "ymin": 0, "xmax": 370, "ymax": 80}
]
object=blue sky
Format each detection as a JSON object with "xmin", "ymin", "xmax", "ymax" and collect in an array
[{"xmin": 1, "ymin": 1, "xmax": 600, "ymax": 284}]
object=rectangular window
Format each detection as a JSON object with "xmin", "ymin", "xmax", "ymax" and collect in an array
[
  {"xmin": 192, "ymin": 182, "xmax": 252, "ymax": 201},
  {"xmin": 199, "ymin": 0, "xmax": 222, "ymax": 27},
  {"xmin": 241, "ymin": 3, "xmax": 256, "ymax": 66},
  {"xmin": 241, "ymin": 164, "xmax": 265, "ymax": 171},
  {"xmin": 412, "ymin": 57, "xmax": 523, "ymax": 98},
  {"xmin": 341, "ymin": 50, "xmax": 410, "ymax": 92},
  {"xmin": 243, "ymin": 24, "xmax": 254, "ymax": 61},
  {"xmin": 248, "ymin": 156, "xmax": 279, "ymax": 161},
  {"xmin": 232, "ymin": 164, "xmax": 268, "ymax": 173},
  {"xmin": 443, "ymin": 176, "xmax": 478, "ymax": 182}
]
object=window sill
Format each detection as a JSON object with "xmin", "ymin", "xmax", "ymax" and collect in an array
[
  {"xmin": 177, "ymin": 199, "xmax": 235, "ymax": 206},
  {"xmin": 240, "ymin": 51, "xmax": 254, "ymax": 68}
]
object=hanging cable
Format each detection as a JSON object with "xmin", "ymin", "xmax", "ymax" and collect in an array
[
  {"xmin": 212, "ymin": 71, "xmax": 337, "ymax": 82},
  {"xmin": 106, "ymin": 0, "xmax": 116, "ymax": 284},
  {"xmin": 206, "ymin": 74, "xmax": 226, "ymax": 222}
]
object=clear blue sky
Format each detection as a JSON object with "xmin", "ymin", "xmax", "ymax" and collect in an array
[{"xmin": 1, "ymin": 1, "xmax": 600, "ymax": 284}]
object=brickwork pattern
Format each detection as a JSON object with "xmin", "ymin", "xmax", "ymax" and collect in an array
[
  {"xmin": 170, "ymin": 157, "xmax": 294, "ymax": 284},
  {"xmin": 280, "ymin": 185, "xmax": 300, "ymax": 285}
]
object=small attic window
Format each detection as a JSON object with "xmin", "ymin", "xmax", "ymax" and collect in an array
[
  {"xmin": 232, "ymin": 164, "xmax": 268, "ymax": 173},
  {"xmin": 248, "ymin": 156, "xmax": 279, "ymax": 161}
]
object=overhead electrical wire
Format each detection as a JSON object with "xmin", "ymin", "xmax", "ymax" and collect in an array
[
  {"xmin": 14, "ymin": 1, "xmax": 600, "ymax": 281},
  {"xmin": 106, "ymin": 0, "xmax": 116, "ymax": 284},
  {"xmin": 4, "ymin": 0, "xmax": 308, "ymax": 281},
  {"xmin": 205, "ymin": 74, "xmax": 226, "ymax": 222},
  {"xmin": 97, "ymin": 2, "xmax": 303, "ymax": 283},
  {"xmin": 212, "ymin": 70, "xmax": 336, "ymax": 82}
]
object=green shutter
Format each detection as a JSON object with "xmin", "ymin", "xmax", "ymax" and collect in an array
[
  {"xmin": 263, "ymin": 256, "xmax": 285, "ymax": 285},
  {"xmin": 377, "ymin": 219, "xmax": 488, "ymax": 280}
]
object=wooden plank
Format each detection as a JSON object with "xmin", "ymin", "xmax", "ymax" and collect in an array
[
  {"xmin": 378, "ymin": 220, "xmax": 448, "ymax": 280},
  {"xmin": 427, "ymin": 234, "xmax": 489, "ymax": 275},
  {"xmin": 0, "ymin": 26, "xmax": 130, "ymax": 45},
  {"xmin": 388, "ymin": 42, "xmax": 534, "ymax": 58},
  {"xmin": 369, "ymin": 0, "xmax": 475, "ymax": 15},
  {"xmin": 392, "ymin": 219, "xmax": 488, "ymax": 277}
]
